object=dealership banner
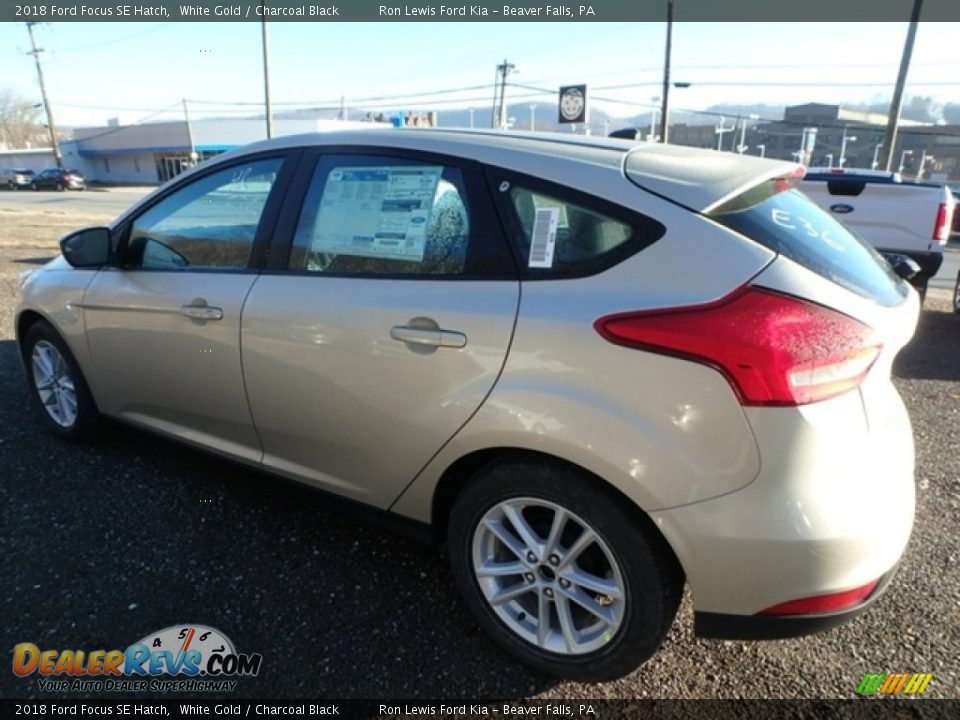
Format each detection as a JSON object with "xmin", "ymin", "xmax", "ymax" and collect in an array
[
  {"xmin": 3, "ymin": 0, "xmax": 960, "ymax": 22},
  {"xmin": 2, "ymin": 700, "xmax": 960, "ymax": 719}
]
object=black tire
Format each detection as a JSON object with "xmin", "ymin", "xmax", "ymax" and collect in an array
[
  {"xmin": 953, "ymin": 271, "xmax": 960, "ymax": 315},
  {"xmin": 8, "ymin": 181, "xmax": 16, "ymax": 191},
  {"xmin": 447, "ymin": 459, "xmax": 683, "ymax": 681},
  {"xmin": 55, "ymin": 182, "xmax": 64, "ymax": 192},
  {"xmin": 22, "ymin": 320, "xmax": 100, "ymax": 442},
  {"xmin": 31, "ymin": 183, "xmax": 38, "ymax": 191}
]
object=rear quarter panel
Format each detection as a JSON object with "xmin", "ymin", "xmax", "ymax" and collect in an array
[{"xmin": 391, "ymin": 207, "xmax": 776, "ymax": 520}]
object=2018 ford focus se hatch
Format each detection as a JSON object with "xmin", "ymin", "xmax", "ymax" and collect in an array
[{"xmin": 15, "ymin": 129, "xmax": 918, "ymax": 680}]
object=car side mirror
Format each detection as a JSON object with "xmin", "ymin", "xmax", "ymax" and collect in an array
[
  {"xmin": 882, "ymin": 252, "xmax": 920, "ymax": 281},
  {"xmin": 60, "ymin": 227, "xmax": 112, "ymax": 268}
]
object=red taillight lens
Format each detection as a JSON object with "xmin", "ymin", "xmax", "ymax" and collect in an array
[
  {"xmin": 594, "ymin": 287, "xmax": 882, "ymax": 407},
  {"xmin": 759, "ymin": 579, "xmax": 880, "ymax": 616},
  {"xmin": 933, "ymin": 202, "xmax": 952, "ymax": 244}
]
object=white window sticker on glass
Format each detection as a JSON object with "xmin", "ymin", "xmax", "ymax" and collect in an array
[
  {"xmin": 529, "ymin": 207, "xmax": 560, "ymax": 268},
  {"xmin": 309, "ymin": 166, "xmax": 443, "ymax": 262}
]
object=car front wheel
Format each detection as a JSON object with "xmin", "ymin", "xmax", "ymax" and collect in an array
[
  {"xmin": 23, "ymin": 321, "xmax": 100, "ymax": 441},
  {"xmin": 447, "ymin": 460, "xmax": 683, "ymax": 681}
]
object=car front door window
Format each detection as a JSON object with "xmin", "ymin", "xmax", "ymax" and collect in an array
[{"xmin": 127, "ymin": 158, "xmax": 283, "ymax": 270}]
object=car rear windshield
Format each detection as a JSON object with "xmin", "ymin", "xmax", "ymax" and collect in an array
[{"xmin": 709, "ymin": 180, "xmax": 908, "ymax": 306}]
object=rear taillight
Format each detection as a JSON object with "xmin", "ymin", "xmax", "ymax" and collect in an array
[
  {"xmin": 933, "ymin": 202, "xmax": 952, "ymax": 244},
  {"xmin": 759, "ymin": 579, "xmax": 880, "ymax": 616},
  {"xmin": 594, "ymin": 287, "xmax": 882, "ymax": 407}
]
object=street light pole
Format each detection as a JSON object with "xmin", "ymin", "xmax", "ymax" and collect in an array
[
  {"xmin": 839, "ymin": 129, "xmax": 857, "ymax": 168},
  {"xmin": 872, "ymin": 144, "xmax": 882, "ymax": 169},
  {"xmin": 757, "ymin": 144, "xmax": 766, "ymax": 158},
  {"xmin": 898, "ymin": 149, "xmax": 913, "ymax": 173},
  {"xmin": 881, "ymin": 0, "xmax": 924, "ymax": 171},
  {"xmin": 25, "ymin": 23, "xmax": 63, "ymax": 169},
  {"xmin": 715, "ymin": 118, "xmax": 734, "ymax": 151},
  {"xmin": 529, "ymin": 104, "xmax": 536, "ymax": 131}
]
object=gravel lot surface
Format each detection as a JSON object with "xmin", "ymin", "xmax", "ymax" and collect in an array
[{"xmin": 1, "ymin": 203, "xmax": 958, "ymax": 700}]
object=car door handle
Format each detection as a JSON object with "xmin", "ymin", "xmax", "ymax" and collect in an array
[
  {"xmin": 180, "ymin": 305, "xmax": 224, "ymax": 321},
  {"xmin": 390, "ymin": 325, "xmax": 467, "ymax": 349}
]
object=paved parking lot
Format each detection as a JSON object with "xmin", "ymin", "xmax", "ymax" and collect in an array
[{"xmin": 1, "ymin": 193, "xmax": 958, "ymax": 700}]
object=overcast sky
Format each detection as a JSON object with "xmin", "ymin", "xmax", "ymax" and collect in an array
[{"xmin": 1, "ymin": 21, "xmax": 958, "ymax": 127}]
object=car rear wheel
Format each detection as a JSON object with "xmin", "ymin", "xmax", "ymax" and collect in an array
[
  {"xmin": 447, "ymin": 459, "xmax": 683, "ymax": 681},
  {"xmin": 8, "ymin": 181, "xmax": 16, "ymax": 191},
  {"xmin": 31, "ymin": 183, "xmax": 38, "ymax": 191},
  {"xmin": 55, "ymin": 182, "xmax": 64, "ymax": 192},
  {"xmin": 23, "ymin": 321, "xmax": 100, "ymax": 441}
]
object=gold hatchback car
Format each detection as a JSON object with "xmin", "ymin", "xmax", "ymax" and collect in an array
[{"xmin": 16, "ymin": 130, "xmax": 918, "ymax": 680}]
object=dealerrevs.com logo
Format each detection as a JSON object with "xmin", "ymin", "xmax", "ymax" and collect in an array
[{"xmin": 13, "ymin": 624, "xmax": 262, "ymax": 693}]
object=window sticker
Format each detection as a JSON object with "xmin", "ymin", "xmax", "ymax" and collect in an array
[
  {"xmin": 532, "ymin": 194, "xmax": 570, "ymax": 229},
  {"xmin": 528, "ymin": 207, "xmax": 560, "ymax": 268},
  {"xmin": 310, "ymin": 166, "xmax": 443, "ymax": 262}
]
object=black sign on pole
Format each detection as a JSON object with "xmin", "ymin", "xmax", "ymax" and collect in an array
[{"xmin": 558, "ymin": 85, "xmax": 588, "ymax": 125}]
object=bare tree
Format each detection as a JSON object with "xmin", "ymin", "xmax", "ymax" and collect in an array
[{"xmin": 0, "ymin": 90, "xmax": 48, "ymax": 149}]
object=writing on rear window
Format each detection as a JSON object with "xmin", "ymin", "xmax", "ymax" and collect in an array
[{"xmin": 770, "ymin": 208, "xmax": 844, "ymax": 252}]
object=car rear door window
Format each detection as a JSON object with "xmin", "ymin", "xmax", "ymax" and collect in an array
[
  {"xmin": 710, "ymin": 181, "xmax": 907, "ymax": 306},
  {"xmin": 288, "ymin": 157, "xmax": 483, "ymax": 276},
  {"xmin": 494, "ymin": 178, "xmax": 665, "ymax": 277},
  {"xmin": 125, "ymin": 159, "xmax": 282, "ymax": 270}
]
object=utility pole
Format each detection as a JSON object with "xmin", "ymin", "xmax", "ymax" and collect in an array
[
  {"xmin": 261, "ymin": 7, "xmax": 274, "ymax": 139},
  {"xmin": 183, "ymin": 99, "xmax": 196, "ymax": 167},
  {"xmin": 495, "ymin": 59, "xmax": 515, "ymax": 130},
  {"xmin": 658, "ymin": 0, "xmax": 674, "ymax": 144},
  {"xmin": 881, "ymin": 0, "xmax": 923, "ymax": 171},
  {"xmin": 25, "ymin": 23, "xmax": 63, "ymax": 169}
]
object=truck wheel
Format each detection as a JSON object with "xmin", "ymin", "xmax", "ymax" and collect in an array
[{"xmin": 953, "ymin": 271, "xmax": 960, "ymax": 315}]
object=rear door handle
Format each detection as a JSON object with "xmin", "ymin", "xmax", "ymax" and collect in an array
[
  {"xmin": 390, "ymin": 325, "xmax": 467, "ymax": 349},
  {"xmin": 180, "ymin": 305, "xmax": 224, "ymax": 321}
]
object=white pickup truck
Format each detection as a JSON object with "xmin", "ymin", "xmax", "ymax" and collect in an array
[{"xmin": 801, "ymin": 167, "xmax": 955, "ymax": 298}]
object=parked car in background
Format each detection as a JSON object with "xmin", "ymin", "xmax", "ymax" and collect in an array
[
  {"xmin": 30, "ymin": 168, "xmax": 86, "ymax": 192},
  {"xmin": 15, "ymin": 131, "xmax": 919, "ymax": 680},
  {"xmin": 0, "ymin": 167, "xmax": 35, "ymax": 190},
  {"xmin": 801, "ymin": 167, "xmax": 955, "ymax": 299}
]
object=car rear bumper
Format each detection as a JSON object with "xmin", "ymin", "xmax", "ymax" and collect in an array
[
  {"xmin": 650, "ymin": 386, "xmax": 915, "ymax": 620},
  {"xmin": 694, "ymin": 563, "xmax": 899, "ymax": 640}
]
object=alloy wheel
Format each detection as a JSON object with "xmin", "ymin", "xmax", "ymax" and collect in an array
[
  {"xmin": 31, "ymin": 340, "xmax": 78, "ymax": 428},
  {"xmin": 472, "ymin": 497, "xmax": 626, "ymax": 655}
]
